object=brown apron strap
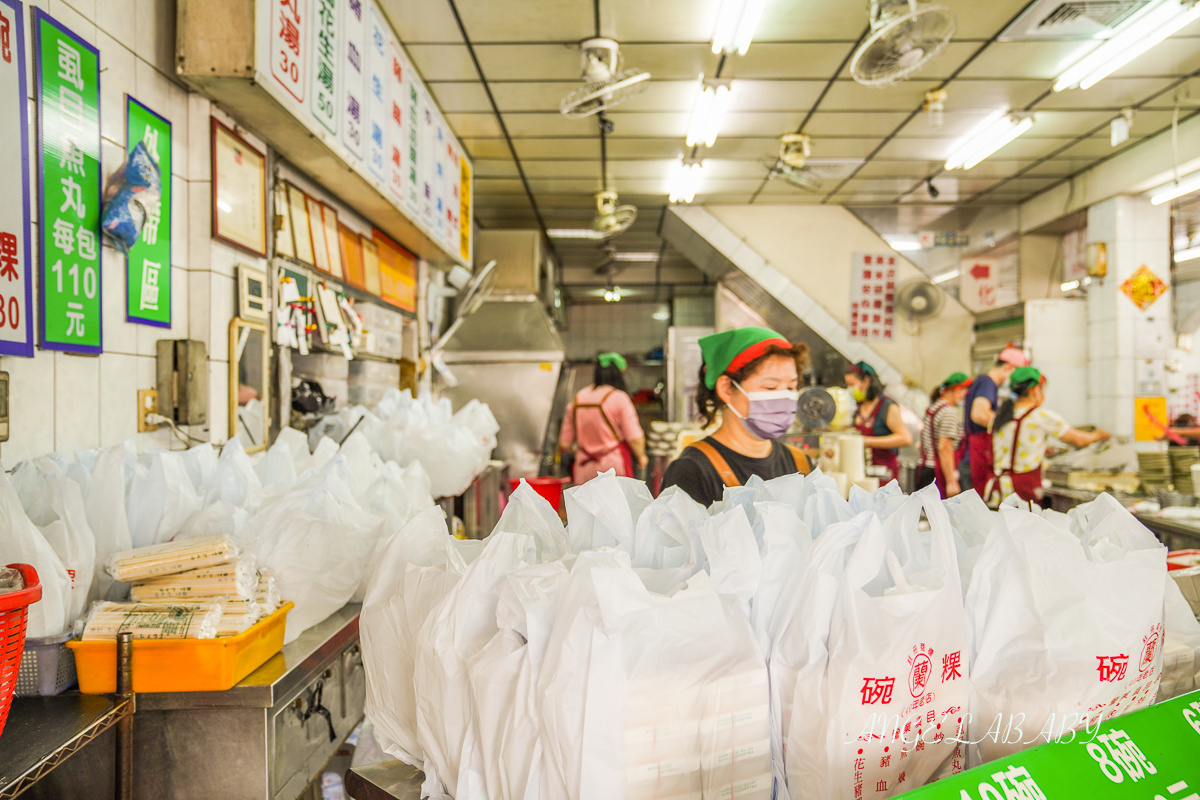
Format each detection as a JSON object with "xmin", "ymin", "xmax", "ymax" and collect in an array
[
  {"xmin": 573, "ymin": 389, "xmax": 621, "ymax": 440},
  {"xmin": 690, "ymin": 441, "xmax": 741, "ymax": 488},
  {"xmin": 785, "ymin": 444, "xmax": 813, "ymax": 475}
]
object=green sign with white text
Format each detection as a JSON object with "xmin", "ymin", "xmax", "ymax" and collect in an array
[
  {"xmin": 125, "ymin": 97, "xmax": 171, "ymax": 327},
  {"xmin": 897, "ymin": 691, "xmax": 1200, "ymax": 799},
  {"xmin": 35, "ymin": 10, "xmax": 101, "ymax": 353}
]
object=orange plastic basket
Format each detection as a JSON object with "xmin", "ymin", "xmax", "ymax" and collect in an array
[
  {"xmin": 67, "ymin": 602, "xmax": 293, "ymax": 694},
  {"xmin": 0, "ymin": 564, "xmax": 43, "ymax": 736}
]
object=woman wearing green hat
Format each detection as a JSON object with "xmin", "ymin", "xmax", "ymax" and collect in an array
[
  {"xmin": 985, "ymin": 366, "xmax": 1110, "ymax": 505},
  {"xmin": 559, "ymin": 352, "xmax": 647, "ymax": 484},
  {"xmin": 661, "ymin": 327, "xmax": 812, "ymax": 507},
  {"xmin": 844, "ymin": 361, "xmax": 912, "ymax": 483},
  {"xmin": 916, "ymin": 372, "xmax": 971, "ymax": 497}
]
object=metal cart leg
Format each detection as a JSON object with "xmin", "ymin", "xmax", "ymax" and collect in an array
[{"xmin": 115, "ymin": 631, "xmax": 134, "ymax": 800}]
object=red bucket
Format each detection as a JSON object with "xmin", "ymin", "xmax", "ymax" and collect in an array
[
  {"xmin": 0, "ymin": 564, "xmax": 43, "ymax": 737},
  {"xmin": 511, "ymin": 477, "xmax": 570, "ymax": 512}
]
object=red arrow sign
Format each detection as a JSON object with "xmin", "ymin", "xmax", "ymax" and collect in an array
[{"xmin": 969, "ymin": 263, "xmax": 991, "ymax": 280}]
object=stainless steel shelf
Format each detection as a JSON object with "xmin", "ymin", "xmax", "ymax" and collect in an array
[{"xmin": 0, "ymin": 695, "xmax": 131, "ymax": 799}]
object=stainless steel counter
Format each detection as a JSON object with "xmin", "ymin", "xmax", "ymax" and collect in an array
[
  {"xmin": 345, "ymin": 761, "xmax": 423, "ymax": 800},
  {"xmin": 26, "ymin": 605, "xmax": 365, "ymax": 800}
]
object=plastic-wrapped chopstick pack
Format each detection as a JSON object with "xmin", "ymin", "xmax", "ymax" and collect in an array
[
  {"xmin": 106, "ymin": 535, "xmax": 238, "ymax": 583},
  {"xmin": 76, "ymin": 600, "xmax": 225, "ymax": 640},
  {"xmin": 129, "ymin": 556, "xmax": 257, "ymax": 601}
]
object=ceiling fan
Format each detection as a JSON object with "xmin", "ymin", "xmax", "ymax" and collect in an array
[
  {"xmin": 851, "ymin": 0, "xmax": 956, "ymax": 87},
  {"xmin": 560, "ymin": 38, "xmax": 651, "ymax": 118},
  {"xmin": 762, "ymin": 134, "xmax": 824, "ymax": 193}
]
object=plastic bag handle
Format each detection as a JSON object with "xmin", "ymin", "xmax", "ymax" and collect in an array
[{"xmin": 843, "ymin": 485, "xmax": 955, "ymax": 589}]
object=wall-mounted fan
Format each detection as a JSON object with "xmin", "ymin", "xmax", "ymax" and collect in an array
[
  {"xmin": 894, "ymin": 279, "xmax": 946, "ymax": 321},
  {"xmin": 592, "ymin": 190, "xmax": 637, "ymax": 239},
  {"xmin": 762, "ymin": 134, "xmax": 823, "ymax": 192},
  {"xmin": 560, "ymin": 38, "xmax": 650, "ymax": 118},
  {"xmin": 851, "ymin": 0, "xmax": 956, "ymax": 87}
]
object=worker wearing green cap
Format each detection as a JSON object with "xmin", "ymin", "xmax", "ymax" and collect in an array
[
  {"xmin": 916, "ymin": 371, "xmax": 972, "ymax": 497},
  {"xmin": 985, "ymin": 366, "xmax": 1110, "ymax": 506},
  {"xmin": 661, "ymin": 327, "xmax": 812, "ymax": 507},
  {"xmin": 559, "ymin": 352, "xmax": 647, "ymax": 484}
]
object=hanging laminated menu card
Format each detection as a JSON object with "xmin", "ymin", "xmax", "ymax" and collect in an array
[
  {"xmin": 338, "ymin": 224, "xmax": 366, "ymax": 289},
  {"xmin": 361, "ymin": 236, "xmax": 382, "ymax": 296},
  {"xmin": 306, "ymin": 195, "xmax": 332, "ymax": 274}
]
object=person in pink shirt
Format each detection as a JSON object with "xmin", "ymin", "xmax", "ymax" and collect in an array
[{"xmin": 559, "ymin": 352, "xmax": 648, "ymax": 484}]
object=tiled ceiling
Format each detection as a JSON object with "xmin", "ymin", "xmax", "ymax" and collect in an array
[{"xmin": 378, "ymin": 0, "xmax": 1200, "ymax": 292}]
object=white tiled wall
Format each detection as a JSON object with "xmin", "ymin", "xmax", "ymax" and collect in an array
[
  {"xmin": 562, "ymin": 302, "xmax": 671, "ymax": 362},
  {"xmin": 0, "ymin": 0, "xmax": 237, "ymax": 466},
  {"xmin": 1085, "ymin": 196, "xmax": 1171, "ymax": 440}
]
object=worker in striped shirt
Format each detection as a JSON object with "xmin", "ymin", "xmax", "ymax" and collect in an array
[{"xmin": 917, "ymin": 372, "xmax": 970, "ymax": 498}]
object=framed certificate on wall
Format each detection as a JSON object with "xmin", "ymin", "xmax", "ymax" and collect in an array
[{"xmin": 211, "ymin": 118, "xmax": 266, "ymax": 256}]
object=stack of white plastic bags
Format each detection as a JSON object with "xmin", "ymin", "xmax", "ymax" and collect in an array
[
  {"xmin": 0, "ymin": 387, "xmax": 497, "ymax": 646},
  {"xmin": 361, "ymin": 469, "xmax": 1200, "ymax": 800},
  {"xmin": 307, "ymin": 389, "xmax": 499, "ymax": 499}
]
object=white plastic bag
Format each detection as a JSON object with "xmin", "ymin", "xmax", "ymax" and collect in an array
[
  {"xmin": 786, "ymin": 487, "xmax": 969, "ymax": 799},
  {"xmin": 965, "ymin": 493, "xmax": 1167, "ymax": 765},
  {"xmin": 18, "ymin": 468, "xmax": 97, "ymax": 623},
  {"xmin": 250, "ymin": 468, "xmax": 381, "ymax": 642},
  {"xmin": 538, "ymin": 556, "xmax": 771, "ymax": 800},
  {"xmin": 362, "ymin": 506, "xmax": 474, "ymax": 766},
  {"xmin": 563, "ymin": 471, "xmax": 654, "ymax": 554},
  {"xmin": 85, "ymin": 444, "xmax": 135, "ymax": 600},
  {"xmin": 1158, "ymin": 577, "xmax": 1200, "ymax": 700},
  {"xmin": 125, "ymin": 450, "xmax": 205, "ymax": 547},
  {"xmin": 212, "ymin": 438, "xmax": 265, "ymax": 511},
  {"xmin": 0, "ymin": 467, "xmax": 71, "ymax": 637}
]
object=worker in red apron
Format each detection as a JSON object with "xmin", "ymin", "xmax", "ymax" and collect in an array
[
  {"xmin": 916, "ymin": 372, "xmax": 971, "ymax": 497},
  {"xmin": 845, "ymin": 361, "xmax": 911, "ymax": 484},
  {"xmin": 559, "ymin": 352, "xmax": 647, "ymax": 484},
  {"xmin": 985, "ymin": 367, "xmax": 1111, "ymax": 506},
  {"xmin": 964, "ymin": 346, "xmax": 1030, "ymax": 494},
  {"xmin": 661, "ymin": 327, "xmax": 812, "ymax": 507}
]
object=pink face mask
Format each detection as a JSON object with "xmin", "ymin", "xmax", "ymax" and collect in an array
[{"xmin": 729, "ymin": 381, "xmax": 799, "ymax": 440}]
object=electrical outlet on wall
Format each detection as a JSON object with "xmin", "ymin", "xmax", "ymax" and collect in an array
[{"xmin": 138, "ymin": 389, "xmax": 159, "ymax": 433}]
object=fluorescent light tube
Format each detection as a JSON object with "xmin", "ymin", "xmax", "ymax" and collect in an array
[
  {"xmin": 686, "ymin": 79, "xmax": 733, "ymax": 148},
  {"xmin": 668, "ymin": 159, "xmax": 705, "ymax": 204},
  {"xmin": 945, "ymin": 111, "xmax": 1034, "ymax": 170},
  {"xmin": 712, "ymin": 0, "xmax": 769, "ymax": 55},
  {"xmin": 547, "ymin": 228, "xmax": 604, "ymax": 239},
  {"xmin": 1054, "ymin": 0, "xmax": 1200, "ymax": 91},
  {"xmin": 883, "ymin": 235, "xmax": 922, "ymax": 252},
  {"xmin": 932, "ymin": 270, "xmax": 959, "ymax": 284},
  {"xmin": 1149, "ymin": 172, "xmax": 1200, "ymax": 205},
  {"xmin": 1177, "ymin": 246, "xmax": 1200, "ymax": 263},
  {"xmin": 608, "ymin": 252, "xmax": 660, "ymax": 262},
  {"xmin": 1061, "ymin": 280, "xmax": 1081, "ymax": 291}
]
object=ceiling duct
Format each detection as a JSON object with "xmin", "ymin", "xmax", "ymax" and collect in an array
[{"xmin": 999, "ymin": 0, "xmax": 1152, "ymax": 40}]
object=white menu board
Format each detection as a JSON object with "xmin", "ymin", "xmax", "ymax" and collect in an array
[{"xmin": 256, "ymin": 0, "xmax": 471, "ymax": 265}]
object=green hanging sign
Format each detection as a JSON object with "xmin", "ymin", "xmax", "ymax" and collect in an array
[
  {"xmin": 125, "ymin": 96, "xmax": 171, "ymax": 327},
  {"xmin": 34, "ymin": 10, "xmax": 101, "ymax": 353},
  {"xmin": 898, "ymin": 691, "xmax": 1200, "ymax": 799}
]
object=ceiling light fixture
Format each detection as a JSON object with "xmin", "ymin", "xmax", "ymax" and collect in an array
[
  {"xmin": 608, "ymin": 252, "xmax": 660, "ymax": 262},
  {"xmin": 686, "ymin": 78, "xmax": 734, "ymax": 147},
  {"xmin": 547, "ymin": 228, "xmax": 604, "ymax": 239},
  {"xmin": 1054, "ymin": 0, "xmax": 1200, "ymax": 92},
  {"xmin": 944, "ymin": 109, "xmax": 1035, "ymax": 170},
  {"xmin": 1061, "ymin": 280, "xmax": 1081, "ymax": 292},
  {"xmin": 1177, "ymin": 246, "xmax": 1200, "ymax": 264},
  {"xmin": 668, "ymin": 157, "xmax": 705, "ymax": 204},
  {"xmin": 883, "ymin": 235, "xmax": 922, "ymax": 252},
  {"xmin": 1148, "ymin": 171, "xmax": 1200, "ymax": 206},
  {"xmin": 932, "ymin": 269, "xmax": 960, "ymax": 284},
  {"xmin": 712, "ymin": 0, "xmax": 770, "ymax": 55}
]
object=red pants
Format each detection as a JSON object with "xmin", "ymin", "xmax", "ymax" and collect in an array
[{"xmin": 967, "ymin": 432, "xmax": 993, "ymax": 494}]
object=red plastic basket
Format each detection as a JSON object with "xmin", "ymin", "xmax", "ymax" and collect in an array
[{"xmin": 0, "ymin": 563, "xmax": 43, "ymax": 737}]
